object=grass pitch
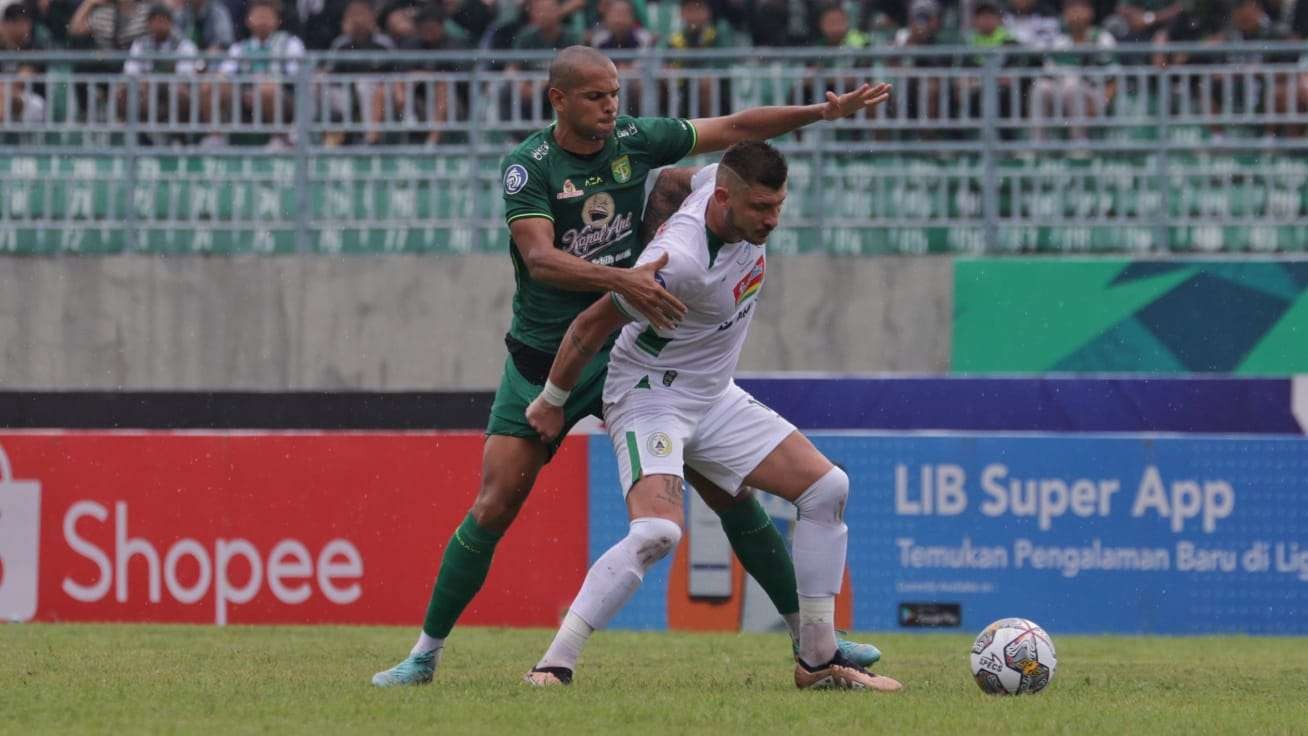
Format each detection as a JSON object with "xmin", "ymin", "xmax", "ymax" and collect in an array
[{"xmin": 3, "ymin": 624, "xmax": 1306, "ymax": 735}]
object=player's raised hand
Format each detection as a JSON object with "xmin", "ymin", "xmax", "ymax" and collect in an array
[
  {"xmin": 526, "ymin": 394, "xmax": 565, "ymax": 444},
  {"xmin": 821, "ymin": 83, "xmax": 893, "ymax": 121},
  {"xmin": 617, "ymin": 253, "xmax": 686, "ymax": 331}
]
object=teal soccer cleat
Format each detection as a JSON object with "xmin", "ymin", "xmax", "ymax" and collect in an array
[
  {"xmin": 836, "ymin": 635, "xmax": 882, "ymax": 667},
  {"xmin": 371, "ymin": 649, "xmax": 440, "ymax": 687},
  {"xmin": 794, "ymin": 633, "xmax": 882, "ymax": 668}
]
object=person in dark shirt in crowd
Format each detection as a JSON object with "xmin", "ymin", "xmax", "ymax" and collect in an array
[
  {"xmin": 175, "ymin": 0, "xmax": 235, "ymax": 53},
  {"xmin": 591, "ymin": 0, "xmax": 652, "ymax": 112},
  {"xmin": 279, "ymin": 0, "xmax": 350, "ymax": 48},
  {"xmin": 892, "ymin": 0, "xmax": 957, "ymax": 130},
  {"xmin": 501, "ymin": 0, "xmax": 580, "ymax": 123},
  {"xmin": 665, "ymin": 0, "xmax": 735, "ymax": 116},
  {"xmin": 1219, "ymin": 0, "xmax": 1297, "ymax": 136},
  {"xmin": 1108, "ymin": 0, "xmax": 1184, "ymax": 43},
  {"xmin": 393, "ymin": 2, "xmax": 470, "ymax": 143},
  {"xmin": 324, "ymin": 0, "xmax": 396, "ymax": 145},
  {"xmin": 377, "ymin": 0, "xmax": 420, "ymax": 44},
  {"xmin": 591, "ymin": 0, "xmax": 651, "ymax": 50},
  {"xmin": 444, "ymin": 0, "xmax": 496, "ymax": 42}
]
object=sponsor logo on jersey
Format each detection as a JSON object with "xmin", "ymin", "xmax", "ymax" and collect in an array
[
  {"xmin": 561, "ymin": 193, "xmax": 635, "ymax": 258},
  {"xmin": 584, "ymin": 175, "xmax": 604, "ymax": 187},
  {"xmin": 582, "ymin": 192, "xmax": 616, "ymax": 228},
  {"xmin": 530, "ymin": 141, "xmax": 550, "ymax": 161},
  {"xmin": 611, "ymin": 155, "xmax": 632, "ymax": 184},
  {"xmin": 732, "ymin": 255, "xmax": 766, "ymax": 305},
  {"xmin": 556, "ymin": 179, "xmax": 585, "ymax": 200},
  {"xmin": 662, "ymin": 370, "xmax": 678, "ymax": 387},
  {"xmin": 504, "ymin": 164, "xmax": 529, "ymax": 195},
  {"xmin": 717, "ymin": 301, "xmax": 753, "ymax": 332},
  {"xmin": 616, "ymin": 122, "xmax": 639, "ymax": 138},
  {"xmin": 647, "ymin": 432, "xmax": 673, "ymax": 458}
]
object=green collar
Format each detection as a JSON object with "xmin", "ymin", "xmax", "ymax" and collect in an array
[{"xmin": 705, "ymin": 225, "xmax": 726, "ymax": 268}]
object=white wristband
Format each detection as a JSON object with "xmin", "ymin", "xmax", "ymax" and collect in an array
[{"xmin": 540, "ymin": 379, "xmax": 571, "ymax": 407}]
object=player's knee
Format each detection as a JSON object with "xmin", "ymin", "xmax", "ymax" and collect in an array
[
  {"xmin": 470, "ymin": 491, "xmax": 526, "ymax": 532},
  {"xmin": 795, "ymin": 466, "xmax": 849, "ymax": 526},
  {"xmin": 628, "ymin": 517, "xmax": 682, "ymax": 569}
]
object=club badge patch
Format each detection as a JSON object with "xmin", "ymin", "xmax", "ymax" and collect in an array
[
  {"xmin": 647, "ymin": 432, "xmax": 673, "ymax": 458},
  {"xmin": 611, "ymin": 155, "xmax": 632, "ymax": 184}
]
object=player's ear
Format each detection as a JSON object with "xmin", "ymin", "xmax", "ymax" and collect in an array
[
  {"xmin": 712, "ymin": 185, "xmax": 731, "ymax": 206},
  {"xmin": 547, "ymin": 86, "xmax": 567, "ymax": 112}
]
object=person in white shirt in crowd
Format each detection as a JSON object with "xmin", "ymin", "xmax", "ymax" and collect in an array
[
  {"xmin": 203, "ymin": 0, "xmax": 304, "ymax": 145},
  {"xmin": 1030, "ymin": 0, "xmax": 1118, "ymax": 141},
  {"xmin": 122, "ymin": 3, "xmax": 201, "ymax": 140}
]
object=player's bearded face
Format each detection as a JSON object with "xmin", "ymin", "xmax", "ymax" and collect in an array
[{"xmin": 730, "ymin": 184, "xmax": 786, "ymax": 245}]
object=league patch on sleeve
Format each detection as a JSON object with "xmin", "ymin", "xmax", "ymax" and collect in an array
[{"xmin": 504, "ymin": 164, "xmax": 529, "ymax": 195}]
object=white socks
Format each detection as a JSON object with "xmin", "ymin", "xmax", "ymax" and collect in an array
[
  {"xmin": 798, "ymin": 596, "xmax": 837, "ymax": 667},
  {"xmin": 792, "ymin": 466, "xmax": 849, "ymax": 598},
  {"xmin": 537, "ymin": 516, "xmax": 682, "ymax": 670},
  {"xmin": 536, "ymin": 611, "xmax": 594, "ymax": 671},
  {"xmin": 792, "ymin": 467, "xmax": 850, "ymax": 667},
  {"xmin": 411, "ymin": 631, "xmax": 444, "ymax": 657}
]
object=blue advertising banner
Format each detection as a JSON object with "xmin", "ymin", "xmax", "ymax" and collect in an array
[
  {"xmin": 588, "ymin": 432, "xmax": 1308, "ymax": 635},
  {"xmin": 828, "ymin": 434, "xmax": 1307, "ymax": 635}
]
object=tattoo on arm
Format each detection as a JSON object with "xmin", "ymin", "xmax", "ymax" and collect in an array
[
  {"xmin": 568, "ymin": 330, "xmax": 597, "ymax": 358},
  {"xmin": 641, "ymin": 168, "xmax": 695, "ymax": 244},
  {"xmin": 656, "ymin": 476, "xmax": 684, "ymax": 506}
]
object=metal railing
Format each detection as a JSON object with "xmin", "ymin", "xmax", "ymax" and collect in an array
[{"xmin": 1, "ymin": 44, "xmax": 1307, "ymax": 254}]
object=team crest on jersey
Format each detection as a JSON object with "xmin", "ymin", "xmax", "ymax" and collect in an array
[
  {"xmin": 647, "ymin": 432, "xmax": 673, "ymax": 458},
  {"xmin": 556, "ymin": 179, "xmax": 585, "ymax": 200},
  {"xmin": 611, "ymin": 155, "xmax": 632, "ymax": 184},
  {"xmin": 733, "ymin": 255, "xmax": 766, "ymax": 305},
  {"xmin": 504, "ymin": 164, "xmax": 528, "ymax": 195}
]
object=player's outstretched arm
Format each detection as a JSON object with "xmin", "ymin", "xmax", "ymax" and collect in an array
[
  {"xmin": 688, "ymin": 83, "xmax": 893, "ymax": 155},
  {"xmin": 511, "ymin": 217, "xmax": 686, "ymax": 330},
  {"xmin": 525, "ymin": 295, "xmax": 633, "ymax": 443}
]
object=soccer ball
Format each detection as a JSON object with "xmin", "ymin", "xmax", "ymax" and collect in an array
[{"xmin": 969, "ymin": 618, "xmax": 1057, "ymax": 695}]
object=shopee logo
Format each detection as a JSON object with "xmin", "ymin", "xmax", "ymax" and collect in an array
[
  {"xmin": 61, "ymin": 501, "xmax": 364, "ymax": 624},
  {"xmin": 0, "ymin": 445, "xmax": 41, "ymax": 622}
]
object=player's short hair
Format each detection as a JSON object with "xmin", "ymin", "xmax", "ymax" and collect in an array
[
  {"xmin": 720, "ymin": 140, "xmax": 787, "ymax": 191},
  {"xmin": 548, "ymin": 45, "xmax": 615, "ymax": 90}
]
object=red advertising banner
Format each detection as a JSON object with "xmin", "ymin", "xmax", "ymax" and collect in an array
[{"xmin": 0, "ymin": 433, "xmax": 588, "ymax": 627}]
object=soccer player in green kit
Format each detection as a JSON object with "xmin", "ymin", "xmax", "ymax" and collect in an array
[{"xmin": 372, "ymin": 46, "xmax": 892, "ymax": 687}]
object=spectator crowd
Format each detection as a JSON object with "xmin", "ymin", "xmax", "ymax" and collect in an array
[{"xmin": 1, "ymin": 0, "xmax": 1306, "ymax": 143}]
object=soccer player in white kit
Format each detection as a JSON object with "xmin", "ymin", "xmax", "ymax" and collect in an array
[{"xmin": 521, "ymin": 141, "xmax": 903, "ymax": 692}]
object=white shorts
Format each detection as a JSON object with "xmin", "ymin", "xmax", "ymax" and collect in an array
[{"xmin": 605, "ymin": 382, "xmax": 797, "ymax": 496}]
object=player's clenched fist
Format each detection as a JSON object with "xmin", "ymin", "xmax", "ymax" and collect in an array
[{"xmin": 526, "ymin": 395, "xmax": 565, "ymax": 444}]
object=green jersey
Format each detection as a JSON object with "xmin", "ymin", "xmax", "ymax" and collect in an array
[{"xmin": 500, "ymin": 115, "xmax": 699, "ymax": 353}]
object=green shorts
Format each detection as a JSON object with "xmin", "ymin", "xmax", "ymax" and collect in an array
[{"xmin": 485, "ymin": 346, "xmax": 610, "ymax": 459}]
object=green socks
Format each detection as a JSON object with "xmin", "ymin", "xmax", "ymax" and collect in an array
[
  {"xmin": 421, "ymin": 513, "xmax": 504, "ymax": 639},
  {"xmin": 717, "ymin": 495, "xmax": 800, "ymax": 617}
]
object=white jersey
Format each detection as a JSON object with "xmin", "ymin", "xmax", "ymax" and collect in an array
[{"xmin": 606, "ymin": 164, "xmax": 766, "ymax": 405}]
